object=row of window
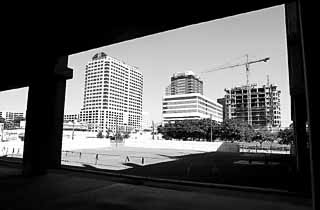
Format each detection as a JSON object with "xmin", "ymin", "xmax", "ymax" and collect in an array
[
  {"xmin": 163, "ymin": 105, "xmax": 197, "ymax": 110},
  {"xmin": 163, "ymin": 100, "xmax": 197, "ymax": 106},
  {"xmin": 198, "ymin": 101, "xmax": 222, "ymax": 112},
  {"xmin": 198, "ymin": 105, "xmax": 222, "ymax": 115},
  {"xmin": 198, "ymin": 110, "xmax": 222, "ymax": 119},
  {"xmin": 163, "ymin": 109, "xmax": 197, "ymax": 114}
]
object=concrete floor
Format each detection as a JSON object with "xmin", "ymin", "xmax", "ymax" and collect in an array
[{"xmin": 0, "ymin": 163, "xmax": 312, "ymax": 210}]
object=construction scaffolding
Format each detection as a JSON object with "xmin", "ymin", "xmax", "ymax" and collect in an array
[{"xmin": 224, "ymin": 83, "xmax": 281, "ymax": 131}]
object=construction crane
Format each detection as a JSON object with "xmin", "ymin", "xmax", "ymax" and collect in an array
[{"xmin": 201, "ymin": 54, "xmax": 270, "ymax": 126}]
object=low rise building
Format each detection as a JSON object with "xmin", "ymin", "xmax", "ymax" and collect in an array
[
  {"xmin": 162, "ymin": 93, "xmax": 223, "ymax": 124},
  {"xmin": 0, "ymin": 111, "xmax": 25, "ymax": 122},
  {"xmin": 63, "ymin": 121, "xmax": 89, "ymax": 131}
]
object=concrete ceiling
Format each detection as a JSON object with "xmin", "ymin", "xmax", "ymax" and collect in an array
[{"xmin": 1, "ymin": 0, "xmax": 290, "ymax": 91}]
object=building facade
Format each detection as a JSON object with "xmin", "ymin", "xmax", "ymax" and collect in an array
[
  {"xmin": 64, "ymin": 114, "xmax": 79, "ymax": 122},
  {"xmin": 63, "ymin": 121, "xmax": 89, "ymax": 131},
  {"xmin": 224, "ymin": 84, "xmax": 281, "ymax": 130},
  {"xmin": 79, "ymin": 52, "xmax": 143, "ymax": 133},
  {"xmin": 165, "ymin": 71, "xmax": 203, "ymax": 96},
  {"xmin": 0, "ymin": 111, "xmax": 24, "ymax": 122},
  {"xmin": 162, "ymin": 93, "xmax": 223, "ymax": 124},
  {"xmin": 217, "ymin": 98, "xmax": 227, "ymax": 122}
]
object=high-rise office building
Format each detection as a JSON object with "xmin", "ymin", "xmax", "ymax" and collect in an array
[
  {"xmin": 79, "ymin": 52, "xmax": 143, "ymax": 133},
  {"xmin": 165, "ymin": 71, "xmax": 203, "ymax": 96},
  {"xmin": 223, "ymin": 83, "xmax": 281, "ymax": 130},
  {"xmin": 162, "ymin": 71, "xmax": 222, "ymax": 124}
]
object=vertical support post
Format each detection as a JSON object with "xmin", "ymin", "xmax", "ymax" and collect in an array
[
  {"xmin": 285, "ymin": 1, "xmax": 310, "ymax": 193},
  {"xmin": 22, "ymin": 56, "xmax": 72, "ymax": 176},
  {"xmin": 296, "ymin": 1, "xmax": 319, "ymax": 209},
  {"xmin": 72, "ymin": 120, "xmax": 75, "ymax": 140},
  {"xmin": 152, "ymin": 120, "xmax": 154, "ymax": 140}
]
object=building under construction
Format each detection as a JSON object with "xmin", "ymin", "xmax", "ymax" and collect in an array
[{"xmin": 222, "ymin": 83, "xmax": 281, "ymax": 130}]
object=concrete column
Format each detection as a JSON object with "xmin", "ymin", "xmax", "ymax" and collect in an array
[
  {"xmin": 291, "ymin": 95, "xmax": 309, "ymax": 191},
  {"xmin": 285, "ymin": 2, "xmax": 310, "ymax": 193},
  {"xmin": 297, "ymin": 1, "xmax": 319, "ymax": 210},
  {"xmin": 23, "ymin": 56, "xmax": 72, "ymax": 176}
]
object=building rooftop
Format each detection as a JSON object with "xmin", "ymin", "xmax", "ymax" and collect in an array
[
  {"xmin": 92, "ymin": 52, "xmax": 107, "ymax": 60},
  {"xmin": 89, "ymin": 52, "xmax": 141, "ymax": 74},
  {"xmin": 172, "ymin": 71, "xmax": 201, "ymax": 80},
  {"xmin": 163, "ymin": 93, "xmax": 222, "ymax": 107}
]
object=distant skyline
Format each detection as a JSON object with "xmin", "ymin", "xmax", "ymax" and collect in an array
[{"xmin": 0, "ymin": 5, "xmax": 292, "ymax": 127}]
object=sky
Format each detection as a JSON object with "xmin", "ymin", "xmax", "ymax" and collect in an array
[{"xmin": 0, "ymin": 5, "xmax": 292, "ymax": 127}]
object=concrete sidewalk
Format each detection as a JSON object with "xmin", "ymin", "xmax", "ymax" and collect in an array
[{"xmin": 0, "ymin": 163, "xmax": 312, "ymax": 210}]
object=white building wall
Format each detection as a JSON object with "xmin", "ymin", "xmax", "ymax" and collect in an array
[
  {"xmin": 79, "ymin": 53, "xmax": 143, "ymax": 133},
  {"xmin": 162, "ymin": 93, "xmax": 223, "ymax": 123}
]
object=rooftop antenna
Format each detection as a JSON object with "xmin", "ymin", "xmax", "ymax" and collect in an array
[{"xmin": 267, "ymin": 75, "xmax": 270, "ymax": 86}]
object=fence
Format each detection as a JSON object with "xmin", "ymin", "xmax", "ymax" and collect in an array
[
  {"xmin": 239, "ymin": 144, "xmax": 291, "ymax": 154},
  {"xmin": 124, "ymin": 139, "xmax": 224, "ymax": 152}
]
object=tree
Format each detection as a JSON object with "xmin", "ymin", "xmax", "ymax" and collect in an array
[
  {"xmin": 157, "ymin": 119, "xmax": 221, "ymax": 141},
  {"xmin": 220, "ymin": 119, "xmax": 242, "ymax": 141},
  {"xmin": 278, "ymin": 128, "xmax": 294, "ymax": 145},
  {"xmin": 96, "ymin": 131, "xmax": 104, "ymax": 138},
  {"xmin": 123, "ymin": 131, "xmax": 130, "ymax": 139},
  {"xmin": 219, "ymin": 119, "xmax": 256, "ymax": 142}
]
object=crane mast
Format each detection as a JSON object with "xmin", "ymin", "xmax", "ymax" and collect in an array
[{"xmin": 245, "ymin": 54, "xmax": 252, "ymax": 126}]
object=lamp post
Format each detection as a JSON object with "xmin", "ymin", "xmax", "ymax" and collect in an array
[
  {"xmin": 152, "ymin": 120, "xmax": 155, "ymax": 140},
  {"xmin": 115, "ymin": 116, "xmax": 118, "ymax": 148},
  {"xmin": 72, "ymin": 120, "xmax": 75, "ymax": 140}
]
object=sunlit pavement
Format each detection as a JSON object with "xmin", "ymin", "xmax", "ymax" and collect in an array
[{"xmin": 61, "ymin": 143, "xmax": 203, "ymax": 170}]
